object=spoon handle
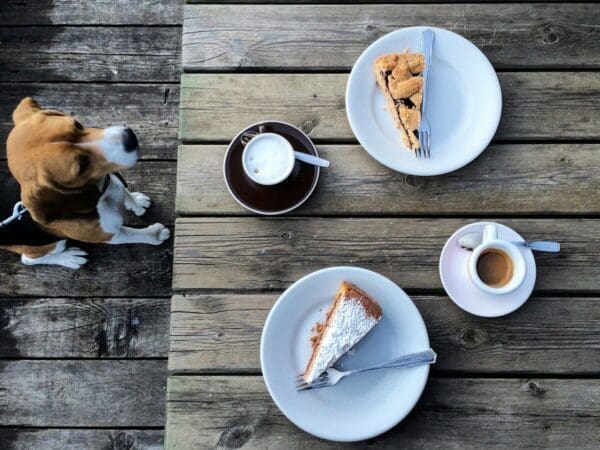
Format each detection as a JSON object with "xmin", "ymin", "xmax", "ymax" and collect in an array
[
  {"xmin": 519, "ymin": 241, "xmax": 560, "ymax": 252},
  {"xmin": 293, "ymin": 151, "xmax": 330, "ymax": 168}
]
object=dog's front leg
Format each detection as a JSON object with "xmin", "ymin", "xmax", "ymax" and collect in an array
[
  {"xmin": 109, "ymin": 224, "xmax": 170, "ymax": 245},
  {"xmin": 123, "ymin": 189, "xmax": 151, "ymax": 216}
]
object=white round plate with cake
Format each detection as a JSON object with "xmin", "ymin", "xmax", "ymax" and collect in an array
[
  {"xmin": 346, "ymin": 26, "xmax": 502, "ymax": 176},
  {"xmin": 260, "ymin": 266, "xmax": 431, "ymax": 442}
]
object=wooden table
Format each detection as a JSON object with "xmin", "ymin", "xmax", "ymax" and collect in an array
[{"xmin": 167, "ymin": 2, "xmax": 600, "ymax": 448}]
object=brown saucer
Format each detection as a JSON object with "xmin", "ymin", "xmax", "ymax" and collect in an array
[{"xmin": 224, "ymin": 121, "xmax": 320, "ymax": 215}]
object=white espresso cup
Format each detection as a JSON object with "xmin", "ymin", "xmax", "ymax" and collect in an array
[
  {"xmin": 468, "ymin": 224, "xmax": 527, "ymax": 295},
  {"xmin": 242, "ymin": 132, "xmax": 296, "ymax": 186}
]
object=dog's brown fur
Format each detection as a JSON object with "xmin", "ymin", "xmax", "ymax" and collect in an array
[{"xmin": 2, "ymin": 242, "xmax": 61, "ymax": 259}]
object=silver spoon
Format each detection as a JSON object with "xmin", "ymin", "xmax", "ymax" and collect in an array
[
  {"xmin": 294, "ymin": 151, "xmax": 330, "ymax": 168},
  {"xmin": 458, "ymin": 232, "xmax": 560, "ymax": 252}
]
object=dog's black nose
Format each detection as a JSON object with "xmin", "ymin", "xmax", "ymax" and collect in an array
[{"xmin": 123, "ymin": 128, "xmax": 139, "ymax": 152}]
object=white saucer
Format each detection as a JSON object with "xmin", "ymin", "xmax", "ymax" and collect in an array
[
  {"xmin": 439, "ymin": 222, "xmax": 536, "ymax": 318},
  {"xmin": 260, "ymin": 266, "xmax": 431, "ymax": 442},
  {"xmin": 346, "ymin": 26, "xmax": 502, "ymax": 176}
]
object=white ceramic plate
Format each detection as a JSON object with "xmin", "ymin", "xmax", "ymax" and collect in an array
[
  {"xmin": 346, "ymin": 26, "xmax": 502, "ymax": 176},
  {"xmin": 439, "ymin": 221, "xmax": 537, "ymax": 317},
  {"xmin": 260, "ymin": 266, "xmax": 431, "ymax": 442}
]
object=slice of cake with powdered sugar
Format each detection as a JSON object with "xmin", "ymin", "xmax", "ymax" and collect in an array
[{"xmin": 303, "ymin": 281, "xmax": 383, "ymax": 384}]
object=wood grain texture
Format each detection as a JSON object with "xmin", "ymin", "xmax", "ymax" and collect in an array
[
  {"xmin": 0, "ymin": 27, "xmax": 180, "ymax": 82},
  {"xmin": 174, "ymin": 218, "xmax": 600, "ymax": 292},
  {"xmin": 166, "ymin": 376, "xmax": 600, "ymax": 449},
  {"xmin": 187, "ymin": 0, "xmax": 569, "ymax": 3},
  {"xmin": 0, "ymin": 0, "xmax": 178, "ymax": 438},
  {"xmin": 0, "ymin": 428, "xmax": 164, "ymax": 450},
  {"xmin": 179, "ymin": 73, "xmax": 600, "ymax": 141},
  {"xmin": 0, "ymin": 360, "xmax": 166, "ymax": 427},
  {"xmin": 0, "ymin": 297, "xmax": 169, "ymax": 358},
  {"xmin": 0, "ymin": 83, "xmax": 179, "ymax": 160},
  {"xmin": 0, "ymin": 0, "xmax": 182, "ymax": 25},
  {"xmin": 183, "ymin": 4, "xmax": 600, "ymax": 70},
  {"xmin": 0, "ymin": 239, "xmax": 172, "ymax": 297},
  {"xmin": 177, "ymin": 144, "xmax": 600, "ymax": 216},
  {"xmin": 168, "ymin": 294, "xmax": 600, "ymax": 374}
]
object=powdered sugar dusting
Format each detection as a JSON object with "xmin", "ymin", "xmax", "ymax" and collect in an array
[{"xmin": 304, "ymin": 297, "xmax": 380, "ymax": 383}]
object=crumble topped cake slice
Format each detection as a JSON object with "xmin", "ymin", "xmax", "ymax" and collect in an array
[
  {"xmin": 303, "ymin": 281, "xmax": 383, "ymax": 384},
  {"xmin": 374, "ymin": 52, "xmax": 425, "ymax": 151}
]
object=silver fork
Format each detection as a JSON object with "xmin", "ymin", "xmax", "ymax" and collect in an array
[
  {"xmin": 295, "ymin": 349, "xmax": 437, "ymax": 392},
  {"xmin": 417, "ymin": 29, "xmax": 434, "ymax": 159}
]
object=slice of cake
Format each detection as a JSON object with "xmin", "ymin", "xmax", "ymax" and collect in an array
[
  {"xmin": 303, "ymin": 281, "xmax": 383, "ymax": 384},
  {"xmin": 374, "ymin": 52, "xmax": 425, "ymax": 151}
]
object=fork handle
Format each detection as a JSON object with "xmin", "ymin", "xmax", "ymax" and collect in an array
[
  {"xmin": 421, "ymin": 29, "xmax": 434, "ymax": 119},
  {"xmin": 349, "ymin": 349, "xmax": 437, "ymax": 375}
]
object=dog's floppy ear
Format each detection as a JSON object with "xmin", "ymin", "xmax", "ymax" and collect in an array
[{"xmin": 12, "ymin": 97, "xmax": 41, "ymax": 125}]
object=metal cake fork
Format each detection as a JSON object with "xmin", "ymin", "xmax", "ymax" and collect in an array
[
  {"xmin": 418, "ymin": 29, "xmax": 434, "ymax": 159},
  {"xmin": 296, "ymin": 349, "xmax": 437, "ymax": 391}
]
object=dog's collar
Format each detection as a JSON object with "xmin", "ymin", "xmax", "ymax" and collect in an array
[
  {"xmin": 100, "ymin": 175, "xmax": 111, "ymax": 195},
  {"xmin": 99, "ymin": 172, "xmax": 128, "ymax": 196}
]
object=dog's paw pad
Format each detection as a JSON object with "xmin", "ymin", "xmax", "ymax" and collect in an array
[
  {"xmin": 148, "ymin": 223, "xmax": 170, "ymax": 245},
  {"xmin": 127, "ymin": 192, "xmax": 152, "ymax": 216}
]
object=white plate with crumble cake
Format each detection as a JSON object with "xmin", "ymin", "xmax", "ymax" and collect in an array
[{"xmin": 346, "ymin": 26, "xmax": 502, "ymax": 176}]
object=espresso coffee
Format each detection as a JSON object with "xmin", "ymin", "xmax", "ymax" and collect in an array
[{"xmin": 476, "ymin": 249, "xmax": 514, "ymax": 287}]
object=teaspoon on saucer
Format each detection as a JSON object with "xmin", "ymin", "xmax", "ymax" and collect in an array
[
  {"xmin": 458, "ymin": 232, "xmax": 560, "ymax": 252},
  {"xmin": 294, "ymin": 151, "xmax": 330, "ymax": 168}
]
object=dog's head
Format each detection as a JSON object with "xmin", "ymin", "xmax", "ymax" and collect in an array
[
  {"xmin": 8, "ymin": 97, "xmax": 139, "ymax": 188},
  {"xmin": 7, "ymin": 97, "xmax": 140, "ymax": 223}
]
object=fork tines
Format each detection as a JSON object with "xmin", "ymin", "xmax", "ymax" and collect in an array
[
  {"xmin": 295, "ymin": 373, "xmax": 329, "ymax": 392},
  {"xmin": 423, "ymin": 130, "xmax": 430, "ymax": 158},
  {"xmin": 416, "ymin": 130, "xmax": 430, "ymax": 159}
]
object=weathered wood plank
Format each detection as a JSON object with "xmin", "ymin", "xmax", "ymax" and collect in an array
[
  {"xmin": 0, "ymin": 83, "xmax": 179, "ymax": 160},
  {"xmin": 183, "ymin": 4, "xmax": 600, "ymax": 70},
  {"xmin": 168, "ymin": 294, "xmax": 600, "ymax": 374},
  {"xmin": 180, "ymin": 73, "xmax": 600, "ymax": 141},
  {"xmin": 174, "ymin": 218, "xmax": 600, "ymax": 293},
  {"xmin": 0, "ymin": 27, "xmax": 180, "ymax": 82},
  {"xmin": 0, "ymin": 160, "xmax": 175, "ymax": 225},
  {"xmin": 166, "ymin": 376, "xmax": 600, "ymax": 449},
  {"xmin": 0, "ymin": 360, "xmax": 166, "ymax": 427},
  {"xmin": 0, "ymin": 239, "xmax": 172, "ymax": 297},
  {"xmin": 177, "ymin": 144, "xmax": 600, "ymax": 216},
  {"xmin": 187, "ymin": 0, "xmax": 569, "ymax": 3},
  {"xmin": 0, "ymin": 0, "xmax": 182, "ymax": 25},
  {"xmin": 0, "ymin": 297, "xmax": 169, "ymax": 358},
  {"xmin": 0, "ymin": 428, "xmax": 164, "ymax": 450}
]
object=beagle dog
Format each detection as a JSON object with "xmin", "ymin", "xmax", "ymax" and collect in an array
[{"xmin": 0, "ymin": 97, "xmax": 170, "ymax": 269}]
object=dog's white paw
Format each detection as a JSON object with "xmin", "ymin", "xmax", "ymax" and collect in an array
[
  {"xmin": 55, "ymin": 247, "xmax": 88, "ymax": 269},
  {"xmin": 148, "ymin": 223, "xmax": 170, "ymax": 245},
  {"xmin": 22, "ymin": 246, "xmax": 88, "ymax": 269},
  {"xmin": 126, "ymin": 192, "xmax": 152, "ymax": 216}
]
